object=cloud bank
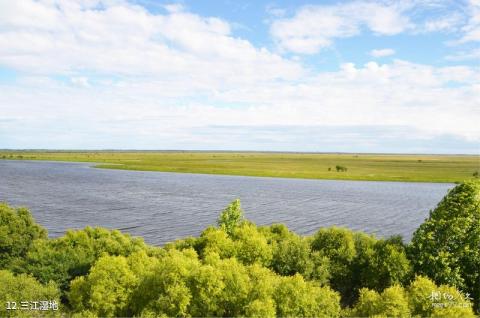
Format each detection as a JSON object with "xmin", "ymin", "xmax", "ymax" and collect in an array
[{"xmin": 0, "ymin": 0, "xmax": 478, "ymax": 153}]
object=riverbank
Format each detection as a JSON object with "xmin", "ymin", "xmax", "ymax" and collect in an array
[{"xmin": 1, "ymin": 151, "xmax": 478, "ymax": 183}]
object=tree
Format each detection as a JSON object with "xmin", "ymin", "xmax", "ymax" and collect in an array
[
  {"xmin": 69, "ymin": 255, "xmax": 139, "ymax": 317},
  {"xmin": 409, "ymin": 180, "xmax": 480, "ymax": 311},
  {"xmin": 232, "ymin": 223, "xmax": 273, "ymax": 266},
  {"xmin": 407, "ymin": 275, "xmax": 475, "ymax": 317},
  {"xmin": 0, "ymin": 270, "xmax": 60, "ymax": 317},
  {"xmin": 196, "ymin": 227, "xmax": 235, "ymax": 260},
  {"xmin": 311, "ymin": 227, "xmax": 356, "ymax": 300},
  {"xmin": 17, "ymin": 226, "xmax": 149, "ymax": 294},
  {"xmin": 217, "ymin": 199, "xmax": 243, "ymax": 236},
  {"xmin": 271, "ymin": 233, "xmax": 312, "ymax": 276},
  {"xmin": 244, "ymin": 264, "xmax": 277, "ymax": 318},
  {"xmin": 273, "ymin": 274, "xmax": 341, "ymax": 317},
  {"xmin": 131, "ymin": 249, "xmax": 199, "ymax": 317},
  {"xmin": 0, "ymin": 203, "xmax": 47, "ymax": 269},
  {"xmin": 335, "ymin": 165, "xmax": 347, "ymax": 172},
  {"xmin": 350, "ymin": 285, "xmax": 410, "ymax": 317},
  {"xmin": 355, "ymin": 235, "xmax": 412, "ymax": 292},
  {"xmin": 349, "ymin": 276, "xmax": 476, "ymax": 317}
]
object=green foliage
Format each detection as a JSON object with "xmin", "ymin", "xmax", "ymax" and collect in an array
[
  {"xmin": 409, "ymin": 180, "xmax": 480, "ymax": 310},
  {"xmin": 231, "ymin": 222, "xmax": 272, "ymax": 266},
  {"xmin": 217, "ymin": 199, "xmax": 243, "ymax": 236},
  {"xmin": 132, "ymin": 249, "xmax": 199, "ymax": 317},
  {"xmin": 197, "ymin": 221, "xmax": 272, "ymax": 266},
  {"xmin": 274, "ymin": 274, "xmax": 341, "ymax": 317},
  {"xmin": 0, "ymin": 270, "xmax": 60, "ymax": 317},
  {"xmin": 311, "ymin": 228, "xmax": 412, "ymax": 306},
  {"xmin": 68, "ymin": 250, "xmax": 159, "ymax": 317},
  {"xmin": 197, "ymin": 227, "xmax": 236, "ymax": 259},
  {"xmin": 271, "ymin": 232, "xmax": 313, "ymax": 276},
  {"xmin": 16, "ymin": 226, "xmax": 149, "ymax": 294},
  {"xmin": 354, "ymin": 235, "xmax": 412, "ymax": 292},
  {"xmin": 348, "ymin": 276, "xmax": 475, "ymax": 317},
  {"xmin": 351, "ymin": 285, "xmax": 410, "ymax": 317},
  {"xmin": 267, "ymin": 226, "xmax": 330, "ymax": 283},
  {"xmin": 336, "ymin": 165, "xmax": 348, "ymax": 172},
  {"xmin": 69, "ymin": 255, "xmax": 138, "ymax": 317},
  {"xmin": 0, "ymin": 203, "xmax": 47, "ymax": 269},
  {"xmin": 311, "ymin": 227, "xmax": 356, "ymax": 299}
]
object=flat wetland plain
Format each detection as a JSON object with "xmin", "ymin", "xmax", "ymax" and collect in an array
[{"xmin": 1, "ymin": 151, "xmax": 479, "ymax": 183}]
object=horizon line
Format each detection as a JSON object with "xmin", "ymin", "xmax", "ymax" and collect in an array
[{"xmin": 1, "ymin": 149, "xmax": 478, "ymax": 156}]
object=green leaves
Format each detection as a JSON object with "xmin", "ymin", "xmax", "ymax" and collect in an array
[
  {"xmin": 217, "ymin": 198, "xmax": 243, "ymax": 236},
  {"xmin": 409, "ymin": 180, "xmax": 480, "ymax": 311},
  {"xmin": 16, "ymin": 226, "xmax": 150, "ymax": 294},
  {"xmin": 348, "ymin": 276, "xmax": 476, "ymax": 317},
  {"xmin": 0, "ymin": 203, "xmax": 47, "ymax": 269},
  {"xmin": 0, "ymin": 270, "xmax": 60, "ymax": 318}
]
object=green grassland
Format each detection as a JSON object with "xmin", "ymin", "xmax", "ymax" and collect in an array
[{"xmin": 1, "ymin": 151, "xmax": 479, "ymax": 182}]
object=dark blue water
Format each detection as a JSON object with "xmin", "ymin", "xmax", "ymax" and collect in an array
[{"xmin": 0, "ymin": 160, "xmax": 453, "ymax": 245}]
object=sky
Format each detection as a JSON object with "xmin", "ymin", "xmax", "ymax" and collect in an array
[{"xmin": 0, "ymin": 0, "xmax": 479, "ymax": 154}]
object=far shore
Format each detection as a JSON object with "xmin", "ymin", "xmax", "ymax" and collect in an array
[{"xmin": 1, "ymin": 151, "xmax": 478, "ymax": 183}]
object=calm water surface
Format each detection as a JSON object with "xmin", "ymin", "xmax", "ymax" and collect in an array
[{"xmin": 0, "ymin": 160, "xmax": 454, "ymax": 245}]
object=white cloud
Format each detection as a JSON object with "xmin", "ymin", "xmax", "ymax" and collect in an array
[
  {"xmin": 445, "ymin": 48, "xmax": 480, "ymax": 60},
  {"xmin": 0, "ymin": 0, "xmax": 303, "ymax": 83},
  {"xmin": 370, "ymin": 48, "xmax": 396, "ymax": 57},
  {"xmin": 423, "ymin": 13, "xmax": 463, "ymax": 32},
  {"xmin": 270, "ymin": 2, "xmax": 411, "ymax": 54},
  {"xmin": 1, "ymin": 59, "xmax": 479, "ymax": 150},
  {"xmin": 0, "ymin": 0, "xmax": 478, "ymax": 152},
  {"xmin": 456, "ymin": 0, "xmax": 480, "ymax": 42}
]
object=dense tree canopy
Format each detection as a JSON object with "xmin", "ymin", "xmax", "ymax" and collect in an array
[
  {"xmin": 409, "ymin": 180, "xmax": 480, "ymax": 310},
  {"xmin": 0, "ymin": 203, "xmax": 47, "ymax": 268},
  {"xmin": 12, "ymin": 226, "xmax": 154, "ymax": 293},
  {"xmin": 0, "ymin": 270, "xmax": 60, "ymax": 318},
  {"xmin": 0, "ymin": 179, "xmax": 478, "ymax": 317},
  {"xmin": 348, "ymin": 276, "xmax": 475, "ymax": 317}
]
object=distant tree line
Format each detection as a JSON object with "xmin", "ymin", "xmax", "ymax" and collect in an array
[{"xmin": 0, "ymin": 180, "xmax": 479, "ymax": 317}]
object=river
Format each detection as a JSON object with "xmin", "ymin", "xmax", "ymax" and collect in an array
[{"xmin": 0, "ymin": 160, "xmax": 453, "ymax": 245}]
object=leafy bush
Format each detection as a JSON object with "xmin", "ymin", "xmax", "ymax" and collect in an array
[
  {"xmin": 274, "ymin": 274, "xmax": 341, "ymax": 317},
  {"xmin": 16, "ymin": 226, "xmax": 151, "ymax": 294},
  {"xmin": 69, "ymin": 251, "xmax": 158, "ymax": 317},
  {"xmin": 0, "ymin": 203, "xmax": 47, "ymax": 268},
  {"xmin": 311, "ymin": 227, "xmax": 412, "ymax": 306},
  {"xmin": 217, "ymin": 198, "xmax": 243, "ymax": 236},
  {"xmin": 348, "ymin": 276, "xmax": 475, "ymax": 317},
  {"xmin": 0, "ymin": 270, "xmax": 60, "ymax": 317}
]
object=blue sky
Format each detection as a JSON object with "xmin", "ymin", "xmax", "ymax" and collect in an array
[{"xmin": 0, "ymin": 0, "xmax": 479, "ymax": 153}]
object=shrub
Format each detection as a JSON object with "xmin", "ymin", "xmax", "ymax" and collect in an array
[
  {"xmin": 311, "ymin": 227, "xmax": 356, "ymax": 299},
  {"xmin": 0, "ymin": 203, "xmax": 47, "ymax": 269},
  {"xmin": 69, "ymin": 255, "xmax": 138, "ymax": 317},
  {"xmin": 348, "ymin": 276, "xmax": 475, "ymax": 317},
  {"xmin": 0, "ymin": 270, "xmax": 60, "ymax": 317},
  {"xmin": 273, "ymin": 274, "xmax": 341, "ymax": 317},
  {"xmin": 217, "ymin": 199, "xmax": 243, "ymax": 236},
  {"xmin": 232, "ymin": 223, "xmax": 273, "ymax": 266},
  {"xmin": 17, "ymin": 226, "xmax": 149, "ymax": 294}
]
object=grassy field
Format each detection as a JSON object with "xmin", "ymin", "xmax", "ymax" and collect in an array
[{"xmin": 1, "ymin": 151, "xmax": 478, "ymax": 183}]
